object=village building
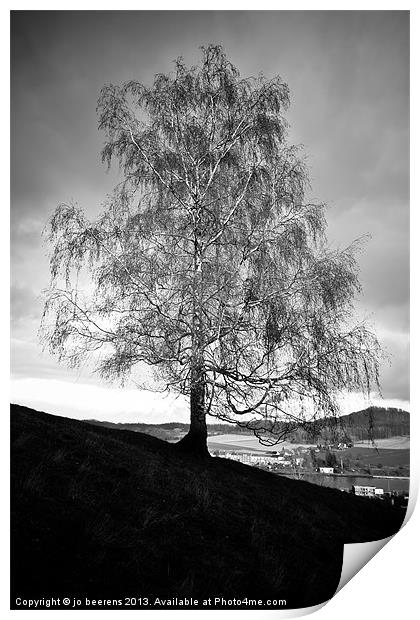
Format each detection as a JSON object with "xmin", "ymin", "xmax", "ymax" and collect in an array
[{"xmin": 352, "ymin": 485, "xmax": 377, "ymax": 497}]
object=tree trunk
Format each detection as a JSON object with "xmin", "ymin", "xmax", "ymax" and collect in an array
[
  {"xmin": 177, "ymin": 203, "xmax": 209, "ymax": 457},
  {"xmin": 177, "ymin": 366, "xmax": 209, "ymax": 457}
]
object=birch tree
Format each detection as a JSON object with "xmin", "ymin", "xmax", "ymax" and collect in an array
[{"xmin": 41, "ymin": 45, "xmax": 380, "ymax": 455}]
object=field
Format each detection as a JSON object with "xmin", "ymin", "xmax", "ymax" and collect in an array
[
  {"xmin": 207, "ymin": 434, "xmax": 315, "ymax": 453},
  {"xmin": 353, "ymin": 436, "xmax": 409, "ymax": 450},
  {"xmin": 208, "ymin": 435, "xmax": 410, "ymax": 467},
  {"xmin": 208, "ymin": 433, "xmax": 410, "ymax": 475},
  {"xmin": 327, "ymin": 446, "xmax": 410, "ymax": 468}
]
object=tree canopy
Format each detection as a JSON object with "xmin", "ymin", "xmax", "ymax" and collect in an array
[{"xmin": 41, "ymin": 45, "xmax": 380, "ymax": 453}]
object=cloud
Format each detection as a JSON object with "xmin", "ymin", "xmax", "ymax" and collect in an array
[
  {"xmin": 11, "ymin": 286, "xmax": 41, "ymax": 323},
  {"xmin": 376, "ymin": 328, "xmax": 410, "ymax": 401},
  {"xmin": 10, "ymin": 377, "xmax": 409, "ymax": 427},
  {"xmin": 337, "ymin": 391, "xmax": 409, "ymax": 416},
  {"xmin": 10, "ymin": 377, "xmax": 190, "ymax": 424}
]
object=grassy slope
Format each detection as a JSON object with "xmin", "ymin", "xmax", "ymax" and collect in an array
[{"xmin": 11, "ymin": 405, "xmax": 406, "ymax": 609}]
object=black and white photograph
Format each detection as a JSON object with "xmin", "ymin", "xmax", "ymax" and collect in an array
[{"xmin": 10, "ymin": 9, "xmax": 410, "ymax": 612}]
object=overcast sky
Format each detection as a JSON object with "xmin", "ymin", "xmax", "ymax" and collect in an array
[{"xmin": 10, "ymin": 10, "xmax": 409, "ymax": 422}]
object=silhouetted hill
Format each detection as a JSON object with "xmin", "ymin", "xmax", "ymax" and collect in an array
[
  {"xmin": 340, "ymin": 407, "xmax": 409, "ymax": 438},
  {"xmin": 11, "ymin": 404, "xmax": 406, "ymax": 610}
]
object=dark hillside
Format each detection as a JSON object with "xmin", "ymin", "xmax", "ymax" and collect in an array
[{"xmin": 11, "ymin": 404, "xmax": 405, "ymax": 610}]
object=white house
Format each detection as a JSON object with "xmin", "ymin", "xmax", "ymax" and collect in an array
[{"xmin": 352, "ymin": 485, "xmax": 376, "ymax": 497}]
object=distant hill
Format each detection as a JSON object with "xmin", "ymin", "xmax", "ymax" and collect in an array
[
  {"xmin": 84, "ymin": 419, "xmax": 252, "ymax": 442},
  {"xmin": 288, "ymin": 407, "xmax": 410, "ymax": 444},
  {"xmin": 11, "ymin": 404, "xmax": 405, "ymax": 609},
  {"xmin": 85, "ymin": 406, "xmax": 409, "ymax": 445},
  {"xmin": 340, "ymin": 407, "xmax": 409, "ymax": 437}
]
